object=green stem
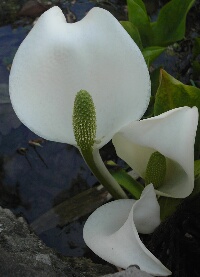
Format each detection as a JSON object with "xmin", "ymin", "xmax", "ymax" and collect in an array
[
  {"xmin": 110, "ymin": 169, "xmax": 143, "ymax": 199},
  {"xmin": 81, "ymin": 147, "xmax": 128, "ymax": 199}
]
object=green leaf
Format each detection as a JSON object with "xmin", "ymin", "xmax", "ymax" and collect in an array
[
  {"xmin": 193, "ymin": 38, "xmax": 200, "ymax": 59},
  {"xmin": 158, "ymin": 196, "xmax": 182, "ymax": 221},
  {"xmin": 151, "ymin": 67, "xmax": 162, "ymax": 96},
  {"xmin": 192, "ymin": 60, "xmax": 200, "ymax": 80},
  {"xmin": 120, "ymin": 21, "xmax": 143, "ymax": 50},
  {"xmin": 127, "ymin": 0, "xmax": 152, "ymax": 47},
  {"xmin": 154, "ymin": 69, "xmax": 200, "ymax": 157},
  {"xmin": 151, "ymin": 0, "xmax": 195, "ymax": 46},
  {"xmin": 154, "ymin": 70, "xmax": 200, "ymax": 114},
  {"xmin": 143, "ymin": 68, "xmax": 161, "ymax": 118},
  {"xmin": 131, "ymin": 0, "xmax": 146, "ymax": 12},
  {"xmin": 142, "ymin": 46, "xmax": 165, "ymax": 65},
  {"xmin": 194, "ymin": 160, "xmax": 200, "ymax": 180},
  {"xmin": 110, "ymin": 168, "xmax": 144, "ymax": 199},
  {"xmin": 159, "ymin": 176, "xmax": 200, "ymax": 221},
  {"xmin": 191, "ymin": 176, "xmax": 200, "ymax": 196}
]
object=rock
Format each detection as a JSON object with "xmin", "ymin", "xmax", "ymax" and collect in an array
[
  {"xmin": 18, "ymin": 0, "xmax": 53, "ymax": 18},
  {"xmin": 0, "ymin": 206, "xmax": 115, "ymax": 276},
  {"xmin": 103, "ymin": 266, "xmax": 153, "ymax": 277}
]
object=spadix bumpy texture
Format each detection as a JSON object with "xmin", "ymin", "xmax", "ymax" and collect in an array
[
  {"xmin": 145, "ymin": 151, "xmax": 167, "ymax": 189},
  {"xmin": 113, "ymin": 106, "xmax": 198, "ymax": 198},
  {"xmin": 83, "ymin": 184, "xmax": 171, "ymax": 276},
  {"xmin": 73, "ymin": 90, "xmax": 96, "ymax": 151},
  {"xmin": 9, "ymin": 6, "xmax": 150, "ymax": 149}
]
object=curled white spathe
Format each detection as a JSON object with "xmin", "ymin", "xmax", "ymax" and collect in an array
[
  {"xmin": 9, "ymin": 6, "xmax": 150, "ymax": 148},
  {"xmin": 83, "ymin": 184, "xmax": 171, "ymax": 276},
  {"xmin": 113, "ymin": 107, "xmax": 198, "ymax": 198}
]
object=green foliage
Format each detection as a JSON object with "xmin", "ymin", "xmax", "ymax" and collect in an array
[
  {"xmin": 159, "ymin": 175, "xmax": 200, "ymax": 221},
  {"xmin": 192, "ymin": 38, "xmax": 200, "ymax": 80},
  {"xmin": 193, "ymin": 61, "xmax": 200, "ymax": 81},
  {"xmin": 110, "ymin": 168, "xmax": 144, "ymax": 199},
  {"xmin": 154, "ymin": 70, "xmax": 200, "ymax": 114},
  {"xmin": 193, "ymin": 38, "xmax": 200, "ymax": 59},
  {"xmin": 122, "ymin": 0, "xmax": 194, "ymax": 65},
  {"xmin": 127, "ymin": 0, "xmax": 151, "ymax": 47},
  {"xmin": 192, "ymin": 175, "xmax": 200, "ymax": 196},
  {"xmin": 121, "ymin": 21, "xmax": 143, "ymax": 50},
  {"xmin": 194, "ymin": 160, "xmax": 200, "ymax": 180},
  {"xmin": 143, "ymin": 68, "xmax": 161, "ymax": 118},
  {"xmin": 142, "ymin": 46, "xmax": 165, "ymax": 67},
  {"xmin": 151, "ymin": 0, "xmax": 195, "ymax": 46},
  {"xmin": 154, "ymin": 69, "xmax": 200, "ymax": 157},
  {"xmin": 158, "ymin": 196, "xmax": 182, "ymax": 221}
]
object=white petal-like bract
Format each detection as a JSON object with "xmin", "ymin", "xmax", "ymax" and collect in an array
[
  {"xmin": 113, "ymin": 107, "xmax": 198, "ymax": 198},
  {"xmin": 9, "ymin": 7, "xmax": 150, "ymax": 148},
  {"xmin": 83, "ymin": 184, "xmax": 171, "ymax": 276}
]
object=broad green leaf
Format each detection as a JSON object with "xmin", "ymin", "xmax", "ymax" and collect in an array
[
  {"xmin": 191, "ymin": 176, "xmax": 200, "ymax": 196},
  {"xmin": 151, "ymin": 0, "xmax": 195, "ymax": 46},
  {"xmin": 109, "ymin": 168, "xmax": 144, "ymax": 199},
  {"xmin": 154, "ymin": 69, "xmax": 200, "ymax": 157},
  {"xmin": 151, "ymin": 67, "xmax": 161, "ymax": 96},
  {"xmin": 193, "ymin": 38, "xmax": 200, "ymax": 59},
  {"xmin": 194, "ymin": 160, "xmax": 200, "ymax": 180},
  {"xmin": 154, "ymin": 70, "xmax": 200, "ymax": 115},
  {"xmin": 192, "ymin": 60, "xmax": 200, "ymax": 80},
  {"xmin": 142, "ymin": 46, "xmax": 165, "ymax": 65},
  {"xmin": 127, "ymin": 0, "xmax": 152, "ymax": 47},
  {"xmin": 143, "ymin": 68, "xmax": 161, "ymax": 118},
  {"xmin": 158, "ymin": 196, "xmax": 182, "ymax": 221},
  {"xmin": 159, "ymin": 176, "xmax": 200, "ymax": 221},
  {"xmin": 131, "ymin": 0, "xmax": 146, "ymax": 12},
  {"xmin": 143, "ymin": 96, "xmax": 154, "ymax": 118},
  {"xmin": 120, "ymin": 21, "xmax": 143, "ymax": 50}
]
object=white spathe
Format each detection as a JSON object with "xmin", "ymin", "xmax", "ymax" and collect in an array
[
  {"xmin": 113, "ymin": 107, "xmax": 198, "ymax": 198},
  {"xmin": 9, "ymin": 6, "xmax": 150, "ymax": 148},
  {"xmin": 83, "ymin": 184, "xmax": 171, "ymax": 276}
]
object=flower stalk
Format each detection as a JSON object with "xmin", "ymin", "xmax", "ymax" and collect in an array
[
  {"xmin": 73, "ymin": 90, "xmax": 128, "ymax": 199},
  {"xmin": 81, "ymin": 148, "xmax": 128, "ymax": 199}
]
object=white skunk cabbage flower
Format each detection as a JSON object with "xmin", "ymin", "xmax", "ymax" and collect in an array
[
  {"xmin": 83, "ymin": 184, "xmax": 171, "ymax": 276},
  {"xmin": 9, "ymin": 6, "xmax": 150, "ymax": 150},
  {"xmin": 113, "ymin": 107, "xmax": 198, "ymax": 198}
]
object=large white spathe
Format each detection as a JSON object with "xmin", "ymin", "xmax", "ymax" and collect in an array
[
  {"xmin": 83, "ymin": 184, "xmax": 171, "ymax": 276},
  {"xmin": 113, "ymin": 107, "xmax": 198, "ymax": 198},
  {"xmin": 9, "ymin": 6, "xmax": 150, "ymax": 149}
]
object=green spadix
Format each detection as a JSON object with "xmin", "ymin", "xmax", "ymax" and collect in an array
[
  {"xmin": 113, "ymin": 107, "xmax": 198, "ymax": 198},
  {"xmin": 145, "ymin": 151, "xmax": 166, "ymax": 189},
  {"xmin": 73, "ymin": 89, "xmax": 128, "ymax": 199},
  {"xmin": 73, "ymin": 90, "xmax": 96, "ymax": 151}
]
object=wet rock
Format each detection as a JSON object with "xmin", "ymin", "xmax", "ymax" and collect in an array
[
  {"xmin": 18, "ymin": 0, "xmax": 54, "ymax": 17},
  {"xmin": 0, "ymin": 0, "xmax": 59, "ymax": 26},
  {"xmin": 0, "ymin": 206, "xmax": 115, "ymax": 276},
  {"xmin": 103, "ymin": 266, "xmax": 153, "ymax": 277}
]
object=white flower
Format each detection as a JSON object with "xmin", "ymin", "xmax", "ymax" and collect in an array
[
  {"xmin": 113, "ymin": 107, "xmax": 198, "ymax": 198},
  {"xmin": 83, "ymin": 184, "xmax": 171, "ymax": 276},
  {"xmin": 9, "ymin": 6, "xmax": 150, "ymax": 149}
]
